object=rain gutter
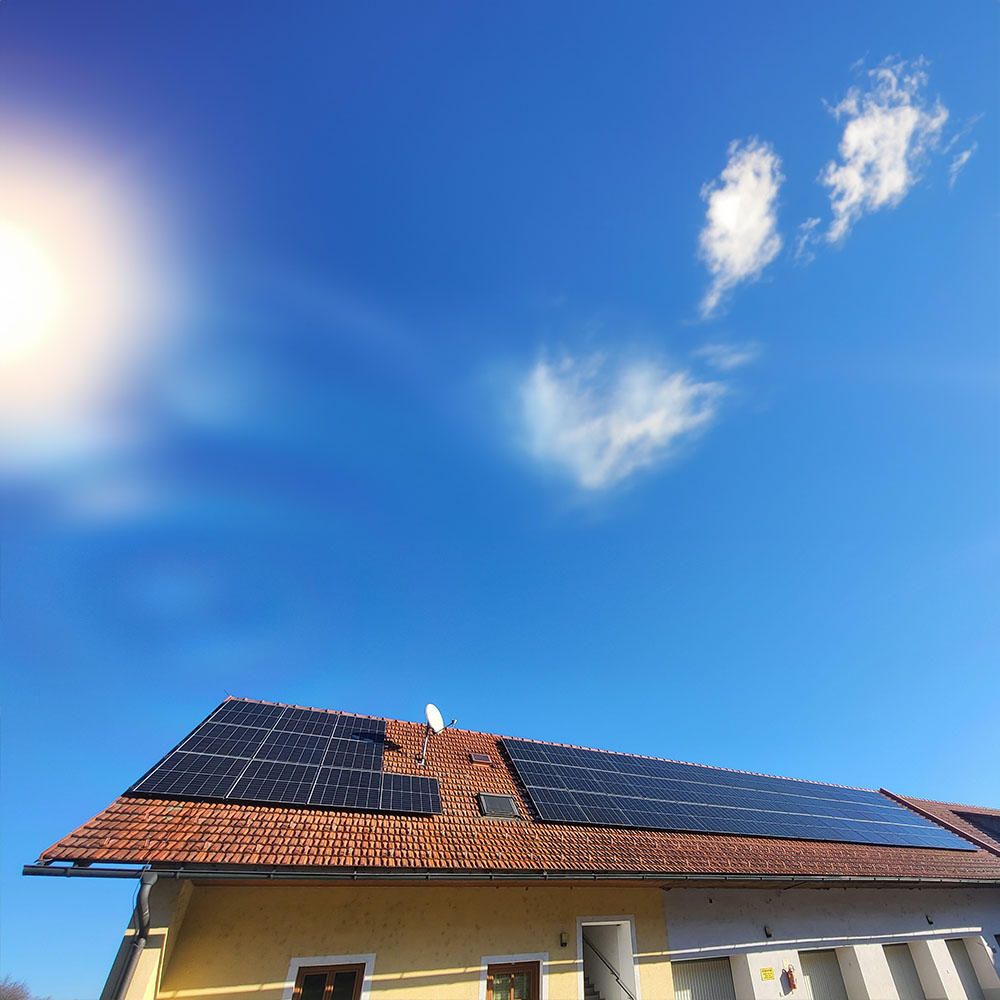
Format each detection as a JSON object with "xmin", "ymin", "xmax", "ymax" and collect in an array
[{"xmin": 23, "ymin": 863, "xmax": 1000, "ymax": 887}]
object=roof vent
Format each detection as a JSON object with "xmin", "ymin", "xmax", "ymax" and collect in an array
[
  {"xmin": 478, "ymin": 793, "xmax": 520, "ymax": 818},
  {"xmin": 470, "ymin": 753, "xmax": 492, "ymax": 765}
]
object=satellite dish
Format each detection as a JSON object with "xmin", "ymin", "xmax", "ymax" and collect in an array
[
  {"xmin": 425, "ymin": 703, "xmax": 446, "ymax": 735},
  {"xmin": 418, "ymin": 702, "xmax": 456, "ymax": 766}
]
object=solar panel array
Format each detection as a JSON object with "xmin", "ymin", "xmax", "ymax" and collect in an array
[
  {"xmin": 501, "ymin": 739, "xmax": 973, "ymax": 850},
  {"xmin": 129, "ymin": 700, "xmax": 441, "ymax": 815}
]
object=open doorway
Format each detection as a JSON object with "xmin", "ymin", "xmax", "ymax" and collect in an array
[{"xmin": 578, "ymin": 919, "xmax": 639, "ymax": 1000}]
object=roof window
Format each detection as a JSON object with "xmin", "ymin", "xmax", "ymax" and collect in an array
[{"xmin": 478, "ymin": 793, "xmax": 520, "ymax": 818}]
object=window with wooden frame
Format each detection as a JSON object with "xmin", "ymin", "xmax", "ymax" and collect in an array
[
  {"xmin": 486, "ymin": 961, "xmax": 540, "ymax": 1000},
  {"xmin": 291, "ymin": 964, "xmax": 365, "ymax": 1000}
]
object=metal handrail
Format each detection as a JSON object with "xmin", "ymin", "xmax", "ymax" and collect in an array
[{"xmin": 582, "ymin": 934, "xmax": 637, "ymax": 1000}]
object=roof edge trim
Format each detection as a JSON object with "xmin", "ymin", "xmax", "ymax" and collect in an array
[{"xmin": 23, "ymin": 863, "xmax": 1000, "ymax": 887}]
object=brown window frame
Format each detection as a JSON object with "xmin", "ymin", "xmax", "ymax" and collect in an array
[
  {"xmin": 486, "ymin": 961, "xmax": 541, "ymax": 1000},
  {"xmin": 291, "ymin": 964, "xmax": 365, "ymax": 1000}
]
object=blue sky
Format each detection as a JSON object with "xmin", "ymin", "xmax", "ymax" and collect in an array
[{"xmin": 1, "ymin": 2, "xmax": 997, "ymax": 995}]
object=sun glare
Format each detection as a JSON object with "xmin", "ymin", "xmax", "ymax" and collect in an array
[
  {"xmin": 0, "ymin": 136, "xmax": 167, "ymax": 470},
  {"xmin": 0, "ymin": 221, "xmax": 65, "ymax": 362}
]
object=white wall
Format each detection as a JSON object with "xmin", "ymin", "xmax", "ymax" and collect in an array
[{"xmin": 663, "ymin": 885, "xmax": 1000, "ymax": 1000}]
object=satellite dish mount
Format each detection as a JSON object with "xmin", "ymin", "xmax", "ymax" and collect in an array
[{"xmin": 418, "ymin": 702, "xmax": 456, "ymax": 767}]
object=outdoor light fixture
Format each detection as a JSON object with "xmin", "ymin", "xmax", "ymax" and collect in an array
[
  {"xmin": 764, "ymin": 925, "xmax": 773, "ymax": 938},
  {"xmin": 560, "ymin": 932, "xmax": 568, "ymax": 948}
]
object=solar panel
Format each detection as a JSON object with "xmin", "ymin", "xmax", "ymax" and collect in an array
[
  {"xmin": 501, "ymin": 738, "xmax": 974, "ymax": 851},
  {"xmin": 129, "ymin": 700, "xmax": 441, "ymax": 815}
]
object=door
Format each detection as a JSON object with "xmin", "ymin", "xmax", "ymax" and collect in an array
[{"xmin": 487, "ymin": 961, "xmax": 540, "ymax": 1000}]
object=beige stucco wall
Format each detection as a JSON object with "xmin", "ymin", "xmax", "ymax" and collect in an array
[{"xmin": 156, "ymin": 882, "xmax": 674, "ymax": 1000}]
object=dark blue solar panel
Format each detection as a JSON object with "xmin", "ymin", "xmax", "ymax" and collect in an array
[
  {"xmin": 256, "ymin": 731, "xmax": 330, "ymax": 766},
  {"xmin": 311, "ymin": 768, "xmax": 383, "ymax": 809},
  {"xmin": 380, "ymin": 772, "xmax": 442, "ymax": 814},
  {"xmin": 129, "ymin": 700, "xmax": 440, "ymax": 816},
  {"xmin": 501, "ymin": 738, "xmax": 973, "ymax": 851}
]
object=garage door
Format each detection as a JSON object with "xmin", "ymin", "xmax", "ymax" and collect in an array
[
  {"xmin": 946, "ymin": 939, "xmax": 985, "ymax": 1000},
  {"xmin": 884, "ymin": 944, "xmax": 926, "ymax": 1000},
  {"xmin": 798, "ymin": 949, "xmax": 849, "ymax": 1000},
  {"xmin": 671, "ymin": 958, "xmax": 737, "ymax": 1000}
]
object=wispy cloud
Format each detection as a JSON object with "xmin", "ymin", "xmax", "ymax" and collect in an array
[
  {"xmin": 698, "ymin": 138, "xmax": 784, "ymax": 317},
  {"xmin": 794, "ymin": 217, "xmax": 821, "ymax": 264},
  {"xmin": 521, "ymin": 354, "xmax": 724, "ymax": 490},
  {"xmin": 694, "ymin": 341, "xmax": 760, "ymax": 372},
  {"xmin": 949, "ymin": 143, "xmax": 977, "ymax": 188},
  {"xmin": 821, "ymin": 58, "xmax": 948, "ymax": 243}
]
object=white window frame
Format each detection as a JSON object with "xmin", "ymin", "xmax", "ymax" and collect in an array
[
  {"xmin": 479, "ymin": 951, "xmax": 550, "ymax": 1000},
  {"xmin": 280, "ymin": 953, "xmax": 376, "ymax": 1000}
]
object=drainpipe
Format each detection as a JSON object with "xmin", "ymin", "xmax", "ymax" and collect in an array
[{"xmin": 110, "ymin": 870, "xmax": 158, "ymax": 1000}]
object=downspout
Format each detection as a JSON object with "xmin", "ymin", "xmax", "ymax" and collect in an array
[{"xmin": 110, "ymin": 870, "xmax": 158, "ymax": 1000}]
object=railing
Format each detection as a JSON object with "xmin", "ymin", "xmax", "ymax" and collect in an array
[{"xmin": 582, "ymin": 934, "xmax": 637, "ymax": 1000}]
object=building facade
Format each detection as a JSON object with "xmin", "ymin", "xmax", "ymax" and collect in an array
[{"xmin": 27, "ymin": 699, "xmax": 1000, "ymax": 1000}]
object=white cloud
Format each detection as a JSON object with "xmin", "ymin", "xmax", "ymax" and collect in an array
[
  {"xmin": 821, "ymin": 58, "xmax": 948, "ymax": 242},
  {"xmin": 698, "ymin": 138, "xmax": 784, "ymax": 317},
  {"xmin": 949, "ymin": 142, "xmax": 977, "ymax": 187},
  {"xmin": 794, "ymin": 217, "xmax": 821, "ymax": 264},
  {"xmin": 694, "ymin": 341, "xmax": 760, "ymax": 371},
  {"xmin": 521, "ymin": 355, "xmax": 724, "ymax": 490}
]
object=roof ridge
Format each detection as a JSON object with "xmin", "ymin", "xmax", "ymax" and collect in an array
[
  {"xmin": 901, "ymin": 795, "xmax": 1000, "ymax": 815},
  {"xmin": 496, "ymin": 735, "xmax": 879, "ymax": 793},
  {"xmin": 224, "ymin": 696, "xmax": 391, "ymax": 724},
  {"xmin": 230, "ymin": 698, "xmax": 880, "ymax": 793}
]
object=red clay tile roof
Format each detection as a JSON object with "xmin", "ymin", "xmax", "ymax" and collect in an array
[
  {"xmin": 39, "ymin": 700, "xmax": 1000, "ymax": 883},
  {"xmin": 886, "ymin": 792, "xmax": 1000, "ymax": 858}
]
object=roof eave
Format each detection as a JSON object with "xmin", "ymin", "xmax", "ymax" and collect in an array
[{"xmin": 23, "ymin": 861, "xmax": 1000, "ymax": 888}]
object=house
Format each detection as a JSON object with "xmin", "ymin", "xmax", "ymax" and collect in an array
[{"xmin": 26, "ymin": 698, "xmax": 1000, "ymax": 1000}]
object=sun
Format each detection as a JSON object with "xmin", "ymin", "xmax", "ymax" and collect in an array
[
  {"xmin": 0, "ymin": 220, "xmax": 66, "ymax": 363},
  {"xmin": 0, "ymin": 135, "xmax": 167, "ymax": 470}
]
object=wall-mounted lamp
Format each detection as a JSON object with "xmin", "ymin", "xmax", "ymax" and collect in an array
[
  {"xmin": 764, "ymin": 925, "xmax": 773, "ymax": 939},
  {"xmin": 926, "ymin": 914, "xmax": 934, "ymax": 925},
  {"xmin": 560, "ymin": 932, "xmax": 568, "ymax": 948}
]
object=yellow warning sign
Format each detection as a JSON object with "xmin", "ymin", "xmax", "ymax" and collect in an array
[{"xmin": 761, "ymin": 967, "xmax": 775, "ymax": 981}]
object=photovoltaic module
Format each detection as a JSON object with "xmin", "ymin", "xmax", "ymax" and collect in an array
[
  {"xmin": 501, "ymin": 738, "xmax": 972, "ymax": 850},
  {"xmin": 128, "ymin": 700, "xmax": 441, "ymax": 815}
]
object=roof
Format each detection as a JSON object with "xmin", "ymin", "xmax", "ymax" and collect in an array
[
  {"xmin": 888, "ymin": 793, "xmax": 1000, "ymax": 859},
  {"xmin": 38, "ymin": 699, "xmax": 1000, "ymax": 884}
]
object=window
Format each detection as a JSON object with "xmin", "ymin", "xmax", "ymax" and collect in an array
[
  {"xmin": 478, "ymin": 793, "xmax": 520, "ymax": 818},
  {"xmin": 292, "ymin": 965, "xmax": 364, "ymax": 1000},
  {"xmin": 487, "ymin": 961, "xmax": 539, "ymax": 1000}
]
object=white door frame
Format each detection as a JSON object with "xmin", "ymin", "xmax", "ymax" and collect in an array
[{"xmin": 577, "ymin": 916, "xmax": 643, "ymax": 1000}]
